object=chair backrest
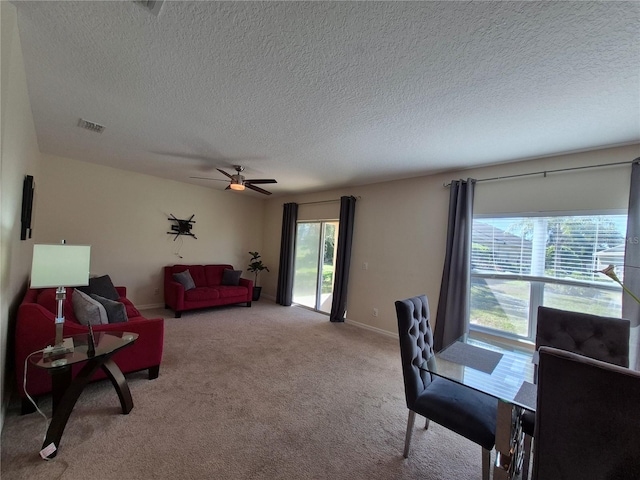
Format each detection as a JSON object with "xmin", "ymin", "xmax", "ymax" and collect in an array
[
  {"xmin": 395, "ymin": 295, "xmax": 436, "ymax": 409},
  {"xmin": 536, "ymin": 306, "xmax": 630, "ymax": 367},
  {"xmin": 533, "ymin": 346, "xmax": 640, "ymax": 480}
]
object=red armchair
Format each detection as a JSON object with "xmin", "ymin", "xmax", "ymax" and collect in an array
[{"xmin": 15, "ymin": 286, "xmax": 164, "ymax": 414}]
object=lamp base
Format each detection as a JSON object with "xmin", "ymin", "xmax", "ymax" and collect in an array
[{"xmin": 43, "ymin": 338, "xmax": 74, "ymax": 358}]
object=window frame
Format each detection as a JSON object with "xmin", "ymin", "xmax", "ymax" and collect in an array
[{"xmin": 469, "ymin": 209, "xmax": 627, "ymax": 342}]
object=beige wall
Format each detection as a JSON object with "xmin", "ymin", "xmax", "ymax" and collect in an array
[
  {"xmin": 35, "ymin": 155, "xmax": 265, "ymax": 308},
  {"xmin": 263, "ymin": 144, "xmax": 640, "ymax": 337},
  {"xmin": 0, "ymin": 2, "xmax": 43, "ymax": 430}
]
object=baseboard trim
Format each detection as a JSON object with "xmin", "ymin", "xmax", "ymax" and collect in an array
[
  {"xmin": 138, "ymin": 302, "xmax": 165, "ymax": 310},
  {"xmin": 344, "ymin": 318, "xmax": 398, "ymax": 339}
]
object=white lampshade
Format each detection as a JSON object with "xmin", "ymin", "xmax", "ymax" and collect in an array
[
  {"xmin": 30, "ymin": 244, "xmax": 91, "ymax": 288},
  {"xmin": 229, "ymin": 182, "xmax": 245, "ymax": 191}
]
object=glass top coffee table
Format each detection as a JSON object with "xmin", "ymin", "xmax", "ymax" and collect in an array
[{"xmin": 31, "ymin": 331, "xmax": 138, "ymax": 458}]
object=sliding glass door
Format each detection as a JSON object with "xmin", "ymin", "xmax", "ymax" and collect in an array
[{"xmin": 293, "ymin": 221, "xmax": 339, "ymax": 313}]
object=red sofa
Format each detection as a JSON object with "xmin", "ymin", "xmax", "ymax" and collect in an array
[
  {"xmin": 164, "ymin": 264, "xmax": 253, "ymax": 318},
  {"xmin": 15, "ymin": 286, "xmax": 164, "ymax": 414}
]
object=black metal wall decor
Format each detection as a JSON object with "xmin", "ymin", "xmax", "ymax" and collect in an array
[
  {"xmin": 21, "ymin": 175, "xmax": 35, "ymax": 240},
  {"xmin": 167, "ymin": 214, "xmax": 197, "ymax": 240}
]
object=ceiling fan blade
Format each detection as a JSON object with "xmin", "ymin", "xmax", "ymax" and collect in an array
[
  {"xmin": 217, "ymin": 168, "xmax": 234, "ymax": 179},
  {"xmin": 190, "ymin": 176, "xmax": 229, "ymax": 182},
  {"xmin": 245, "ymin": 179, "xmax": 277, "ymax": 184},
  {"xmin": 245, "ymin": 184, "xmax": 272, "ymax": 195}
]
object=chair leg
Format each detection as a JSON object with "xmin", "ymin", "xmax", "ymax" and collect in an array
[
  {"xmin": 424, "ymin": 418, "xmax": 430, "ymax": 430},
  {"xmin": 403, "ymin": 410, "xmax": 416, "ymax": 458},
  {"xmin": 521, "ymin": 433, "xmax": 532, "ymax": 480},
  {"xmin": 481, "ymin": 448, "xmax": 491, "ymax": 480}
]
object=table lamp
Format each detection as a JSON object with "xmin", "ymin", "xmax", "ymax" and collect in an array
[{"xmin": 30, "ymin": 242, "xmax": 91, "ymax": 357}]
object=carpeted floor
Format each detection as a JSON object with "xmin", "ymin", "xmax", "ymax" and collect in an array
[{"xmin": 1, "ymin": 300, "xmax": 500, "ymax": 479}]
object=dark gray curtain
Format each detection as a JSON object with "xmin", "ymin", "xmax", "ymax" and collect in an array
[
  {"xmin": 276, "ymin": 202, "xmax": 298, "ymax": 306},
  {"xmin": 434, "ymin": 178, "xmax": 476, "ymax": 352},
  {"xmin": 624, "ymin": 159, "xmax": 640, "ymax": 370},
  {"xmin": 330, "ymin": 196, "xmax": 357, "ymax": 322}
]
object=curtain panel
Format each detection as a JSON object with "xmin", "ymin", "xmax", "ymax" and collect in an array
[
  {"xmin": 434, "ymin": 178, "xmax": 476, "ymax": 352},
  {"xmin": 276, "ymin": 202, "xmax": 298, "ymax": 306},
  {"xmin": 330, "ymin": 196, "xmax": 357, "ymax": 322},
  {"xmin": 624, "ymin": 160, "xmax": 640, "ymax": 370}
]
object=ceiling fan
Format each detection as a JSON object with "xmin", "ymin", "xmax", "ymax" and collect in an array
[{"xmin": 191, "ymin": 165, "xmax": 277, "ymax": 195}]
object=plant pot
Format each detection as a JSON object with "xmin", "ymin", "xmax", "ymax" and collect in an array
[{"xmin": 252, "ymin": 286, "xmax": 262, "ymax": 301}]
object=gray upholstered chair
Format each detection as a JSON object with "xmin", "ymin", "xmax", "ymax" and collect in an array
[
  {"xmin": 520, "ymin": 307, "xmax": 631, "ymax": 480},
  {"xmin": 532, "ymin": 346, "xmax": 640, "ymax": 480},
  {"xmin": 395, "ymin": 295, "xmax": 497, "ymax": 480}
]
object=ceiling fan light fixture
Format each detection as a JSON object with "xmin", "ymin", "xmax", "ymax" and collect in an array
[{"xmin": 198, "ymin": 166, "xmax": 276, "ymax": 195}]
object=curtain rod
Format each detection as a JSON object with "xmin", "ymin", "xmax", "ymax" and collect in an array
[
  {"xmin": 443, "ymin": 158, "xmax": 639, "ymax": 187},
  {"xmin": 290, "ymin": 196, "xmax": 361, "ymax": 206},
  {"xmin": 297, "ymin": 199, "xmax": 341, "ymax": 206}
]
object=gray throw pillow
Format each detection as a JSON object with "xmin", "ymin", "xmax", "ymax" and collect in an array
[
  {"xmin": 173, "ymin": 269, "xmax": 195, "ymax": 290},
  {"xmin": 222, "ymin": 269, "xmax": 242, "ymax": 286},
  {"xmin": 90, "ymin": 294, "xmax": 128, "ymax": 324},
  {"xmin": 72, "ymin": 289, "xmax": 109, "ymax": 326}
]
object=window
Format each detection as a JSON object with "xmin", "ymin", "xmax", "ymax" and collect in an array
[{"xmin": 470, "ymin": 212, "xmax": 627, "ymax": 340}]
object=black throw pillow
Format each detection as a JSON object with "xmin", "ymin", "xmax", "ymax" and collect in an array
[
  {"xmin": 78, "ymin": 275, "xmax": 120, "ymax": 300},
  {"xmin": 221, "ymin": 269, "xmax": 242, "ymax": 286}
]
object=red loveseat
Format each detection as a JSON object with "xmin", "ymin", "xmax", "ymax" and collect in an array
[
  {"xmin": 164, "ymin": 264, "xmax": 253, "ymax": 318},
  {"xmin": 15, "ymin": 286, "xmax": 164, "ymax": 414}
]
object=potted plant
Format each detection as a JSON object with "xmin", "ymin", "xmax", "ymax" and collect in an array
[{"xmin": 247, "ymin": 251, "xmax": 269, "ymax": 301}]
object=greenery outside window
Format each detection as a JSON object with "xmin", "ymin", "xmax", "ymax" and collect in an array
[
  {"xmin": 470, "ymin": 212, "xmax": 627, "ymax": 341},
  {"xmin": 293, "ymin": 221, "xmax": 338, "ymax": 313}
]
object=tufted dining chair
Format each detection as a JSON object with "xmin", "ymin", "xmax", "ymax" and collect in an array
[
  {"xmin": 520, "ymin": 306, "xmax": 631, "ymax": 480},
  {"xmin": 395, "ymin": 295, "xmax": 497, "ymax": 480},
  {"xmin": 532, "ymin": 346, "xmax": 640, "ymax": 480}
]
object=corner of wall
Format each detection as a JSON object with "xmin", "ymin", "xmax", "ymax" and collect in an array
[{"xmin": 1, "ymin": 0, "xmax": 43, "ymax": 432}]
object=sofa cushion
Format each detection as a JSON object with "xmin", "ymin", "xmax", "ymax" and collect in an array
[
  {"xmin": 205, "ymin": 265, "xmax": 231, "ymax": 286},
  {"xmin": 218, "ymin": 286, "xmax": 249, "ymax": 299},
  {"xmin": 36, "ymin": 288, "xmax": 61, "ymax": 314},
  {"xmin": 119, "ymin": 297, "xmax": 142, "ymax": 318},
  {"xmin": 36, "ymin": 289, "xmax": 78, "ymax": 323},
  {"xmin": 185, "ymin": 287, "xmax": 220, "ymax": 302},
  {"xmin": 222, "ymin": 269, "xmax": 242, "ymax": 286},
  {"xmin": 72, "ymin": 289, "xmax": 109, "ymax": 326},
  {"xmin": 173, "ymin": 270, "xmax": 195, "ymax": 291},
  {"xmin": 173, "ymin": 265, "xmax": 207, "ymax": 287},
  {"xmin": 90, "ymin": 294, "xmax": 128, "ymax": 323},
  {"xmin": 78, "ymin": 275, "xmax": 119, "ymax": 300}
]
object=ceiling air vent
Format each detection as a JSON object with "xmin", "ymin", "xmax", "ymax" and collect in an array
[
  {"xmin": 78, "ymin": 118, "xmax": 105, "ymax": 134},
  {"xmin": 134, "ymin": 0, "xmax": 164, "ymax": 16}
]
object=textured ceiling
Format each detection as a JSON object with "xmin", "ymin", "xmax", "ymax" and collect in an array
[{"xmin": 12, "ymin": 1, "xmax": 640, "ymax": 196}]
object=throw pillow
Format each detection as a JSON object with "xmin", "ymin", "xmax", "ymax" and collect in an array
[
  {"xmin": 173, "ymin": 270, "xmax": 196, "ymax": 291},
  {"xmin": 221, "ymin": 269, "xmax": 242, "ymax": 286},
  {"xmin": 78, "ymin": 275, "xmax": 119, "ymax": 301},
  {"xmin": 90, "ymin": 294, "xmax": 128, "ymax": 324},
  {"xmin": 72, "ymin": 289, "xmax": 109, "ymax": 326}
]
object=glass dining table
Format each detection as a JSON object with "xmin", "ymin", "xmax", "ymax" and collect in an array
[{"xmin": 420, "ymin": 334, "xmax": 536, "ymax": 480}]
